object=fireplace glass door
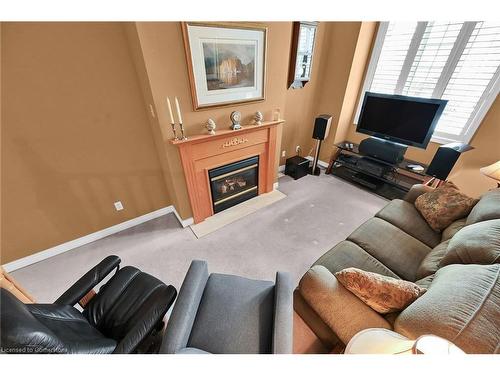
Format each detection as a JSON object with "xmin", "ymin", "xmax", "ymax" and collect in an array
[{"xmin": 209, "ymin": 156, "xmax": 259, "ymax": 213}]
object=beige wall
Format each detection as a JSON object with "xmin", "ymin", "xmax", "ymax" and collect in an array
[
  {"xmin": 127, "ymin": 22, "xmax": 292, "ymax": 219},
  {"xmin": 2, "ymin": 21, "xmax": 499, "ymax": 264},
  {"xmin": 313, "ymin": 22, "xmax": 363, "ymax": 161},
  {"xmin": 448, "ymin": 96, "xmax": 500, "ymax": 196},
  {"xmin": 281, "ymin": 22, "xmax": 378, "ymax": 163},
  {"xmin": 1, "ymin": 23, "xmax": 170, "ymax": 263},
  {"xmin": 281, "ymin": 23, "xmax": 328, "ymax": 160}
]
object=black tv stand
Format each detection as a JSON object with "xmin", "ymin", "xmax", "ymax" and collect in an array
[{"xmin": 328, "ymin": 141, "xmax": 428, "ymax": 200}]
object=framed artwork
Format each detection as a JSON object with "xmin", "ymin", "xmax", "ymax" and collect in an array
[{"xmin": 182, "ymin": 22, "xmax": 267, "ymax": 110}]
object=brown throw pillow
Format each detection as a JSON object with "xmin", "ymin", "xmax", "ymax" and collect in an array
[
  {"xmin": 414, "ymin": 182, "xmax": 478, "ymax": 232},
  {"xmin": 334, "ymin": 268, "xmax": 426, "ymax": 314}
]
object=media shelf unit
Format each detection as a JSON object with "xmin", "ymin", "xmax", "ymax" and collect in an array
[{"xmin": 328, "ymin": 141, "xmax": 429, "ymax": 200}]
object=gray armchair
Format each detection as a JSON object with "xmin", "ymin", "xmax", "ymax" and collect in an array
[{"xmin": 160, "ymin": 260, "xmax": 293, "ymax": 354}]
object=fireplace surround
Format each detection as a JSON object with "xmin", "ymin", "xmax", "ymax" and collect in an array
[
  {"xmin": 209, "ymin": 156, "xmax": 259, "ymax": 213},
  {"xmin": 171, "ymin": 120, "xmax": 283, "ymax": 223}
]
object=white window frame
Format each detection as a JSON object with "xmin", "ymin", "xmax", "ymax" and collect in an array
[{"xmin": 354, "ymin": 22, "xmax": 500, "ymax": 145}]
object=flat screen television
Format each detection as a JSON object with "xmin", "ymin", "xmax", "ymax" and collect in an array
[{"xmin": 357, "ymin": 92, "xmax": 447, "ymax": 149}]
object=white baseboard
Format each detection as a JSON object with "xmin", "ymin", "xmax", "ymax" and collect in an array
[
  {"xmin": 273, "ymin": 182, "xmax": 279, "ymax": 190},
  {"xmin": 305, "ymin": 156, "xmax": 329, "ymax": 169},
  {"xmin": 2, "ymin": 205, "xmax": 192, "ymax": 272}
]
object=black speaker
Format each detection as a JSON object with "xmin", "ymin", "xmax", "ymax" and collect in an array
[
  {"xmin": 312, "ymin": 114, "xmax": 332, "ymax": 140},
  {"xmin": 426, "ymin": 143, "xmax": 473, "ymax": 180},
  {"xmin": 359, "ymin": 137, "xmax": 408, "ymax": 165}
]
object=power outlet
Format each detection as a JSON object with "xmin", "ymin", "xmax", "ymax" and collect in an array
[
  {"xmin": 281, "ymin": 150, "xmax": 286, "ymax": 158},
  {"xmin": 296, "ymin": 145, "xmax": 301, "ymax": 154},
  {"xmin": 114, "ymin": 201, "xmax": 124, "ymax": 211}
]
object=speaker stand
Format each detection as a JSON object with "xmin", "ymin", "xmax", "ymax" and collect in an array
[{"xmin": 310, "ymin": 139, "xmax": 322, "ymax": 176}]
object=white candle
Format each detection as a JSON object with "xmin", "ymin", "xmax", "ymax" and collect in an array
[
  {"xmin": 166, "ymin": 97, "xmax": 175, "ymax": 124},
  {"xmin": 175, "ymin": 97, "xmax": 183, "ymax": 124}
]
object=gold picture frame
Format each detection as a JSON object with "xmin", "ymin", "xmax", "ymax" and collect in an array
[{"xmin": 181, "ymin": 22, "xmax": 267, "ymax": 110}]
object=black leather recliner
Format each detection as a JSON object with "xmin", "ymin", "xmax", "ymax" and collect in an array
[{"xmin": 0, "ymin": 256, "xmax": 177, "ymax": 354}]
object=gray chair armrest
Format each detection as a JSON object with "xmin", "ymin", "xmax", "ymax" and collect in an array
[
  {"xmin": 299, "ymin": 265, "xmax": 391, "ymax": 345},
  {"xmin": 272, "ymin": 271, "xmax": 293, "ymax": 354},
  {"xmin": 160, "ymin": 260, "xmax": 209, "ymax": 354},
  {"xmin": 403, "ymin": 184, "xmax": 434, "ymax": 204}
]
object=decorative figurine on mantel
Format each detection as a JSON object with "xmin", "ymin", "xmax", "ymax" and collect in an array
[
  {"xmin": 230, "ymin": 111, "xmax": 242, "ymax": 130},
  {"xmin": 206, "ymin": 118, "xmax": 216, "ymax": 135},
  {"xmin": 254, "ymin": 111, "xmax": 263, "ymax": 125}
]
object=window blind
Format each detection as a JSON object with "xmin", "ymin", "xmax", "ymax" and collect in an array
[
  {"xmin": 402, "ymin": 22, "xmax": 462, "ymax": 98},
  {"xmin": 370, "ymin": 22, "xmax": 418, "ymax": 94},
  {"xmin": 437, "ymin": 22, "xmax": 500, "ymax": 139},
  {"xmin": 357, "ymin": 21, "xmax": 500, "ymax": 144}
]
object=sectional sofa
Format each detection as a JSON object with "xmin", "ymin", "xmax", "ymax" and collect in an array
[{"xmin": 295, "ymin": 185, "xmax": 500, "ymax": 354}]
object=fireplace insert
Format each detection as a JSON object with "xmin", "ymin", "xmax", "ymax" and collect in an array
[{"xmin": 209, "ymin": 156, "xmax": 259, "ymax": 213}]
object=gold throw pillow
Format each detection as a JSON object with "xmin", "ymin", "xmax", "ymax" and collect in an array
[
  {"xmin": 335, "ymin": 268, "xmax": 426, "ymax": 314},
  {"xmin": 414, "ymin": 182, "xmax": 478, "ymax": 232}
]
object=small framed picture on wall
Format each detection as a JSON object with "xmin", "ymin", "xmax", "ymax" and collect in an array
[{"xmin": 181, "ymin": 22, "xmax": 267, "ymax": 110}]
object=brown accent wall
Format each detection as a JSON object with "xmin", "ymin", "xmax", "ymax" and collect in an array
[
  {"xmin": 281, "ymin": 23, "xmax": 328, "ymax": 161},
  {"xmin": 448, "ymin": 96, "xmax": 500, "ymax": 196},
  {"xmin": 280, "ymin": 22, "xmax": 377, "ymax": 164},
  {"xmin": 1, "ymin": 23, "xmax": 170, "ymax": 263},
  {"xmin": 1, "ymin": 21, "xmax": 498, "ymax": 264},
  {"xmin": 313, "ymin": 22, "xmax": 364, "ymax": 161},
  {"xmin": 126, "ymin": 22, "xmax": 292, "ymax": 219}
]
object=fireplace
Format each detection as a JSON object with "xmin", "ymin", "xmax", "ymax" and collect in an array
[
  {"xmin": 209, "ymin": 156, "xmax": 259, "ymax": 213},
  {"xmin": 171, "ymin": 120, "xmax": 282, "ymax": 223}
]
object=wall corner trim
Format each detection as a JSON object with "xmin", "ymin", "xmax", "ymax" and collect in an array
[
  {"xmin": 172, "ymin": 208, "xmax": 194, "ymax": 227},
  {"xmin": 2, "ymin": 205, "xmax": 193, "ymax": 272}
]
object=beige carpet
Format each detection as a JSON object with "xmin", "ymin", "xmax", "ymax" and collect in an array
[
  {"xmin": 190, "ymin": 190, "xmax": 286, "ymax": 238},
  {"xmin": 11, "ymin": 173, "xmax": 387, "ymax": 302}
]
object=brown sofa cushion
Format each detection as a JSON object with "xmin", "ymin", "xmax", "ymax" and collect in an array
[
  {"xmin": 395, "ymin": 264, "xmax": 500, "ymax": 354},
  {"xmin": 348, "ymin": 218, "xmax": 431, "ymax": 281},
  {"xmin": 375, "ymin": 199, "xmax": 441, "ymax": 248},
  {"xmin": 335, "ymin": 268, "xmax": 426, "ymax": 314},
  {"xmin": 313, "ymin": 240, "xmax": 400, "ymax": 279},
  {"xmin": 414, "ymin": 274, "xmax": 434, "ymax": 289},
  {"xmin": 403, "ymin": 184, "xmax": 435, "ymax": 204},
  {"xmin": 415, "ymin": 183, "xmax": 478, "ymax": 232},
  {"xmin": 415, "ymin": 240, "xmax": 451, "ymax": 280},
  {"xmin": 441, "ymin": 218, "xmax": 467, "ymax": 242},
  {"xmin": 440, "ymin": 219, "xmax": 500, "ymax": 267},
  {"xmin": 299, "ymin": 265, "xmax": 391, "ymax": 345},
  {"xmin": 466, "ymin": 188, "xmax": 500, "ymax": 225}
]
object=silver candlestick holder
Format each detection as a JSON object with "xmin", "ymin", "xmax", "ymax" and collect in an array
[
  {"xmin": 170, "ymin": 123, "xmax": 178, "ymax": 140},
  {"xmin": 179, "ymin": 122, "xmax": 187, "ymax": 140}
]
